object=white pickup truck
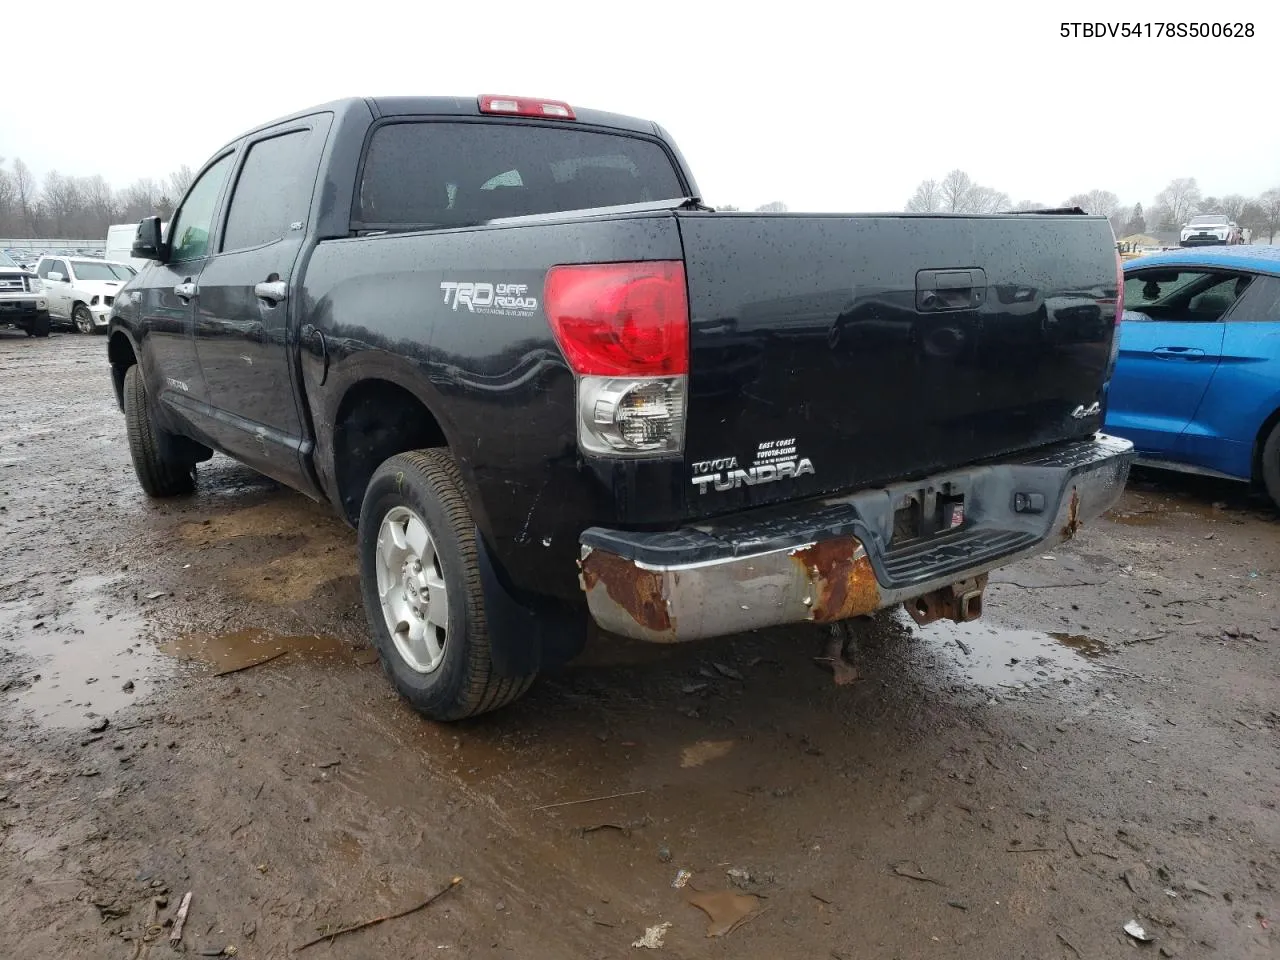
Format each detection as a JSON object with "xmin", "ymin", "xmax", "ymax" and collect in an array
[{"xmin": 0, "ymin": 251, "xmax": 50, "ymax": 337}]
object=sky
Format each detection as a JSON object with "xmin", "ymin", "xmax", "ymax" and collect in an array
[{"xmin": 2, "ymin": 0, "xmax": 1277, "ymax": 214}]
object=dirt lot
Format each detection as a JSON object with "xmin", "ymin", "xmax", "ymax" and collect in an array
[{"xmin": 1, "ymin": 330, "xmax": 1277, "ymax": 959}]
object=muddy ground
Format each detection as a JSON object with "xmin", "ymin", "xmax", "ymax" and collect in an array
[{"xmin": 1, "ymin": 330, "xmax": 1277, "ymax": 959}]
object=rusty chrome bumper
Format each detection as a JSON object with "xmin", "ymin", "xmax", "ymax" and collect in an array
[{"xmin": 578, "ymin": 434, "xmax": 1134, "ymax": 643}]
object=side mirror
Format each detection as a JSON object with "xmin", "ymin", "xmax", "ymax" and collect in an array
[
  {"xmin": 131, "ymin": 216, "xmax": 164, "ymax": 261},
  {"xmin": 48, "ymin": 271, "xmax": 65, "ymax": 283}
]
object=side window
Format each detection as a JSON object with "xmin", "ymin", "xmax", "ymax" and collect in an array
[
  {"xmin": 1187, "ymin": 275, "xmax": 1251, "ymax": 318},
  {"xmin": 53, "ymin": 260, "xmax": 69, "ymax": 280},
  {"xmin": 36, "ymin": 260, "xmax": 51, "ymax": 279},
  {"xmin": 169, "ymin": 153, "xmax": 234, "ymax": 262},
  {"xmin": 1226, "ymin": 275, "xmax": 1280, "ymax": 323},
  {"xmin": 1124, "ymin": 270, "xmax": 1249, "ymax": 323},
  {"xmin": 221, "ymin": 129, "xmax": 316, "ymax": 252}
]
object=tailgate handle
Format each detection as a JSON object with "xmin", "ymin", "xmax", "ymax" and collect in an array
[{"xmin": 916, "ymin": 268, "xmax": 987, "ymax": 312}]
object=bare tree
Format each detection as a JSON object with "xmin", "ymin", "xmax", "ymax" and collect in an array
[
  {"xmin": 715, "ymin": 203, "xmax": 740, "ymax": 211},
  {"xmin": 906, "ymin": 180, "xmax": 941, "ymax": 212},
  {"xmin": 1066, "ymin": 189, "xmax": 1120, "ymax": 218},
  {"xmin": 934, "ymin": 170, "xmax": 1008, "ymax": 213},
  {"xmin": 1011, "ymin": 200, "xmax": 1047, "ymax": 211},
  {"xmin": 43, "ymin": 172, "xmax": 85, "ymax": 235},
  {"xmin": 117, "ymin": 178, "xmax": 161, "ymax": 222},
  {"xmin": 964, "ymin": 185, "xmax": 1010, "ymax": 214},
  {"xmin": 0, "ymin": 160, "xmax": 15, "ymax": 235},
  {"xmin": 168, "ymin": 164, "xmax": 194, "ymax": 201},
  {"xmin": 1220, "ymin": 194, "xmax": 1248, "ymax": 222},
  {"xmin": 754, "ymin": 201, "xmax": 788, "ymax": 213},
  {"xmin": 1153, "ymin": 178, "xmax": 1202, "ymax": 229},
  {"xmin": 13, "ymin": 158, "xmax": 40, "ymax": 236},
  {"xmin": 1257, "ymin": 188, "xmax": 1280, "ymax": 244},
  {"xmin": 939, "ymin": 170, "xmax": 973, "ymax": 212}
]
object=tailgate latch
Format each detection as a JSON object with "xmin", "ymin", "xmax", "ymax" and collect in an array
[{"xmin": 916, "ymin": 267, "xmax": 987, "ymax": 312}]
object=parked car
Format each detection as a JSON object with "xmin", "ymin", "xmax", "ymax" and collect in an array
[
  {"xmin": 0, "ymin": 250, "xmax": 50, "ymax": 337},
  {"xmin": 1104, "ymin": 246, "xmax": 1280, "ymax": 508},
  {"xmin": 107, "ymin": 94, "xmax": 1134, "ymax": 721},
  {"xmin": 35, "ymin": 256, "xmax": 136, "ymax": 333},
  {"xmin": 1180, "ymin": 214, "xmax": 1242, "ymax": 247}
]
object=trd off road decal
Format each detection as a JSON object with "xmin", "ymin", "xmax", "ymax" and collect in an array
[
  {"xmin": 690, "ymin": 438, "xmax": 815, "ymax": 495},
  {"xmin": 439, "ymin": 281, "xmax": 538, "ymax": 318}
]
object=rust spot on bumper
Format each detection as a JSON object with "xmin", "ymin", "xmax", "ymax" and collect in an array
[
  {"xmin": 1061, "ymin": 487, "xmax": 1082, "ymax": 539},
  {"xmin": 791, "ymin": 538, "xmax": 880, "ymax": 623},
  {"xmin": 579, "ymin": 550, "xmax": 671, "ymax": 634}
]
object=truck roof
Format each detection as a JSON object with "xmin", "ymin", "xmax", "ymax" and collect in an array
[{"xmin": 223, "ymin": 96, "xmax": 663, "ymax": 153}]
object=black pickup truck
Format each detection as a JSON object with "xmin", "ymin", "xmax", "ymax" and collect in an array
[{"xmin": 107, "ymin": 94, "xmax": 1134, "ymax": 721}]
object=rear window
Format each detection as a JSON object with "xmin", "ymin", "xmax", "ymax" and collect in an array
[{"xmin": 356, "ymin": 121, "xmax": 684, "ymax": 230}]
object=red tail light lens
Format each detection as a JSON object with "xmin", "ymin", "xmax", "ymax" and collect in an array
[
  {"xmin": 543, "ymin": 262, "xmax": 689, "ymax": 376},
  {"xmin": 478, "ymin": 95, "xmax": 575, "ymax": 120}
]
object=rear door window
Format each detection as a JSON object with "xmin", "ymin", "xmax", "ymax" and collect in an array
[
  {"xmin": 1225, "ymin": 274, "xmax": 1280, "ymax": 322},
  {"xmin": 222, "ymin": 128, "xmax": 319, "ymax": 251},
  {"xmin": 355, "ymin": 121, "xmax": 684, "ymax": 229}
]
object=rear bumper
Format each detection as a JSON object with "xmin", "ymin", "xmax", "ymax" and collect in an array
[{"xmin": 579, "ymin": 433, "xmax": 1134, "ymax": 642}]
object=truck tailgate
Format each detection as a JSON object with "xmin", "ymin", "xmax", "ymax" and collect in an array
[{"xmin": 675, "ymin": 212, "xmax": 1119, "ymax": 517}]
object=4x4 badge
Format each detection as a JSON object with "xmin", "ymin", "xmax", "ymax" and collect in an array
[{"xmin": 1071, "ymin": 402, "xmax": 1101, "ymax": 419}]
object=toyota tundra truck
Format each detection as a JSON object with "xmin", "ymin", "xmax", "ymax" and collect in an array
[{"xmin": 106, "ymin": 94, "xmax": 1134, "ymax": 721}]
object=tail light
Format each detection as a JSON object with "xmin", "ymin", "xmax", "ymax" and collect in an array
[
  {"xmin": 478, "ymin": 95, "xmax": 575, "ymax": 120},
  {"xmin": 1101, "ymin": 250, "xmax": 1125, "ymax": 383},
  {"xmin": 544, "ymin": 261, "xmax": 689, "ymax": 456}
]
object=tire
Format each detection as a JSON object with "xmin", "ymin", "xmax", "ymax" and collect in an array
[
  {"xmin": 1261, "ymin": 420, "xmax": 1280, "ymax": 511},
  {"xmin": 123, "ymin": 365, "xmax": 196, "ymax": 497},
  {"xmin": 358, "ymin": 450, "xmax": 536, "ymax": 721},
  {"xmin": 73, "ymin": 304, "xmax": 94, "ymax": 335},
  {"xmin": 28, "ymin": 314, "xmax": 50, "ymax": 338}
]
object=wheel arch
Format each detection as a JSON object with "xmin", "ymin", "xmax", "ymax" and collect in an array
[
  {"xmin": 1253, "ymin": 402, "xmax": 1280, "ymax": 484},
  {"xmin": 107, "ymin": 329, "xmax": 139, "ymax": 411}
]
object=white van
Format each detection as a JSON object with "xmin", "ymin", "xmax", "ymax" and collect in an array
[{"xmin": 105, "ymin": 221, "xmax": 168, "ymax": 272}]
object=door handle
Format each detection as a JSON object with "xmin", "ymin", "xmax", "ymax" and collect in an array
[
  {"xmin": 254, "ymin": 280, "xmax": 288, "ymax": 305},
  {"xmin": 1153, "ymin": 346, "xmax": 1205, "ymax": 360},
  {"xmin": 173, "ymin": 280, "xmax": 196, "ymax": 301}
]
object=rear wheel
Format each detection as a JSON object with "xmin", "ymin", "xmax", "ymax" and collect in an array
[
  {"xmin": 358, "ymin": 450, "xmax": 536, "ymax": 721},
  {"xmin": 1261, "ymin": 421, "xmax": 1280, "ymax": 511},
  {"xmin": 73, "ymin": 305, "xmax": 94, "ymax": 334},
  {"xmin": 123, "ymin": 365, "xmax": 196, "ymax": 497}
]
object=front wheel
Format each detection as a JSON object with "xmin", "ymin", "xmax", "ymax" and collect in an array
[
  {"xmin": 73, "ymin": 305, "xmax": 94, "ymax": 335},
  {"xmin": 123, "ymin": 365, "xmax": 196, "ymax": 497},
  {"xmin": 1261, "ymin": 421, "xmax": 1280, "ymax": 511},
  {"xmin": 26, "ymin": 314, "xmax": 50, "ymax": 338},
  {"xmin": 358, "ymin": 450, "xmax": 536, "ymax": 721}
]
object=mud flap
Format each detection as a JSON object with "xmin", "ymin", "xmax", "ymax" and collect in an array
[{"xmin": 476, "ymin": 531, "xmax": 586, "ymax": 677}]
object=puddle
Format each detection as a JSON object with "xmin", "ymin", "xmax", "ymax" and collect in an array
[
  {"xmin": 161, "ymin": 627, "xmax": 372, "ymax": 674},
  {"xmin": 920, "ymin": 619, "xmax": 1110, "ymax": 691},
  {"xmin": 0, "ymin": 578, "xmax": 169, "ymax": 728}
]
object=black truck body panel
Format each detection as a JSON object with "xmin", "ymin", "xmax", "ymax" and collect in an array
[
  {"xmin": 676, "ymin": 212, "xmax": 1117, "ymax": 517},
  {"xmin": 107, "ymin": 94, "xmax": 1131, "ymax": 658}
]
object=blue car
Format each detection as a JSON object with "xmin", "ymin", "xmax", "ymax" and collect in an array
[{"xmin": 1104, "ymin": 246, "xmax": 1280, "ymax": 508}]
